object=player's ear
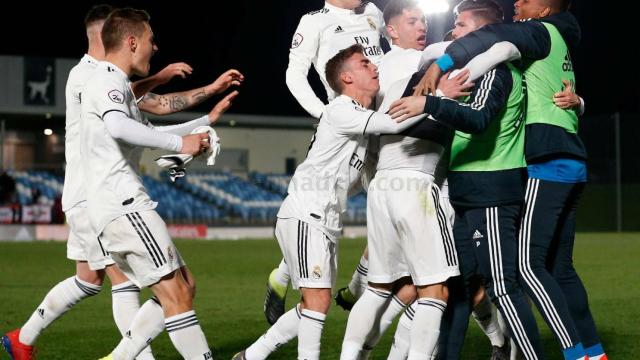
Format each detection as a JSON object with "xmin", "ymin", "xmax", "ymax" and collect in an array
[
  {"xmin": 539, "ymin": 6, "xmax": 551, "ymax": 17},
  {"xmin": 128, "ymin": 36, "xmax": 137, "ymax": 52},
  {"xmin": 385, "ymin": 24, "xmax": 399, "ymax": 42},
  {"xmin": 340, "ymin": 71, "xmax": 354, "ymax": 85}
]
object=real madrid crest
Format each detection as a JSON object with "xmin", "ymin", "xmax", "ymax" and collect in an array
[
  {"xmin": 367, "ymin": 17, "xmax": 376, "ymax": 30},
  {"xmin": 312, "ymin": 266, "xmax": 322, "ymax": 280}
]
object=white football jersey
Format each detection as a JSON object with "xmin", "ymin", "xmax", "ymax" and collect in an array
[
  {"xmin": 61, "ymin": 54, "xmax": 98, "ymax": 212},
  {"xmin": 277, "ymin": 92, "xmax": 426, "ymax": 239},
  {"xmin": 286, "ymin": 1, "xmax": 385, "ymax": 118},
  {"xmin": 376, "ymin": 49, "xmax": 444, "ymax": 177},
  {"xmin": 81, "ymin": 62, "xmax": 157, "ymax": 233},
  {"xmin": 277, "ymin": 95, "xmax": 373, "ymax": 240},
  {"xmin": 378, "ymin": 45, "xmax": 421, "ymax": 98}
]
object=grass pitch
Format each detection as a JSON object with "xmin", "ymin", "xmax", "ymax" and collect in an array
[{"xmin": 0, "ymin": 233, "xmax": 638, "ymax": 359}]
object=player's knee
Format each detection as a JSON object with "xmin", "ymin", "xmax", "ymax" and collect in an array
[
  {"xmin": 395, "ymin": 283, "xmax": 417, "ymax": 304},
  {"xmin": 187, "ymin": 280, "xmax": 196, "ymax": 299},
  {"xmin": 161, "ymin": 281, "xmax": 193, "ymax": 309},
  {"xmin": 417, "ymin": 282, "xmax": 448, "ymax": 302},
  {"xmin": 180, "ymin": 267, "xmax": 197, "ymax": 299},
  {"xmin": 76, "ymin": 268, "xmax": 105, "ymax": 286},
  {"xmin": 301, "ymin": 289, "xmax": 332, "ymax": 313}
]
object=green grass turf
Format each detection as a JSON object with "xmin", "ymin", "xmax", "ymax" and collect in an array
[{"xmin": 0, "ymin": 233, "xmax": 638, "ymax": 359}]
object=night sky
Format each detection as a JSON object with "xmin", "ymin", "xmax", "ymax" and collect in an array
[{"xmin": 0, "ymin": 1, "xmax": 632, "ymax": 118}]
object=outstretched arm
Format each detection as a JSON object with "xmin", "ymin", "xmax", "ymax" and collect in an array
[
  {"xmin": 104, "ymin": 112, "xmax": 210, "ymax": 156},
  {"xmin": 152, "ymin": 91, "xmax": 239, "ymax": 136},
  {"xmin": 442, "ymin": 21, "xmax": 550, "ymax": 72},
  {"xmin": 414, "ymin": 21, "xmax": 549, "ymax": 96},
  {"xmin": 138, "ymin": 69, "xmax": 243, "ymax": 115},
  {"xmin": 131, "ymin": 62, "xmax": 193, "ymax": 99},
  {"xmin": 402, "ymin": 66, "xmax": 513, "ymax": 134}
]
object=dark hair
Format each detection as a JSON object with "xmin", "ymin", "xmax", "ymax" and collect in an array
[
  {"xmin": 102, "ymin": 8, "xmax": 151, "ymax": 53},
  {"xmin": 443, "ymin": 29, "xmax": 454, "ymax": 41},
  {"xmin": 325, "ymin": 44, "xmax": 365, "ymax": 94},
  {"xmin": 383, "ymin": 0, "xmax": 419, "ymax": 24},
  {"xmin": 454, "ymin": 0, "xmax": 504, "ymax": 25},
  {"xmin": 549, "ymin": 0, "xmax": 572, "ymax": 11},
  {"xmin": 84, "ymin": 4, "xmax": 114, "ymax": 27}
]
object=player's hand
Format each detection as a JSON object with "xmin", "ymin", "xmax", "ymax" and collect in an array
[
  {"xmin": 553, "ymin": 79, "xmax": 581, "ymax": 109},
  {"xmin": 153, "ymin": 62, "xmax": 193, "ymax": 85},
  {"xmin": 209, "ymin": 69, "xmax": 244, "ymax": 95},
  {"xmin": 208, "ymin": 91, "xmax": 239, "ymax": 125},
  {"xmin": 438, "ymin": 69, "xmax": 474, "ymax": 99},
  {"xmin": 413, "ymin": 63, "xmax": 443, "ymax": 96},
  {"xmin": 388, "ymin": 96, "xmax": 426, "ymax": 122},
  {"xmin": 181, "ymin": 132, "xmax": 210, "ymax": 156}
]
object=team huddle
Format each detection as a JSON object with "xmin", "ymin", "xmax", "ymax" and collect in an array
[{"xmin": 1, "ymin": 0, "xmax": 607, "ymax": 360}]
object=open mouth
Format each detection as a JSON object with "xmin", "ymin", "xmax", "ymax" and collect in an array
[{"xmin": 417, "ymin": 36, "xmax": 427, "ymax": 46}]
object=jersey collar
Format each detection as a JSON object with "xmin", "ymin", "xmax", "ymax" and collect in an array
[
  {"xmin": 324, "ymin": 1, "xmax": 355, "ymax": 14},
  {"xmin": 98, "ymin": 61, "xmax": 130, "ymax": 82},
  {"xmin": 81, "ymin": 54, "xmax": 99, "ymax": 66},
  {"xmin": 338, "ymin": 94, "xmax": 364, "ymax": 108}
]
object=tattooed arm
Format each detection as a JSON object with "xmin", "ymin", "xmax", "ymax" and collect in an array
[
  {"xmin": 138, "ymin": 69, "xmax": 244, "ymax": 115},
  {"xmin": 138, "ymin": 88, "xmax": 210, "ymax": 115},
  {"xmin": 132, "ymin": 62, "xmax": 194, "ymax": 100}
]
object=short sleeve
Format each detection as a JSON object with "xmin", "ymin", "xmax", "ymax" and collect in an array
[{"xmin": 88, "ymin": 74, "xmax": 131, "ymax": 120}]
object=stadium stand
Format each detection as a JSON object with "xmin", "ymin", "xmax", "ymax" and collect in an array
[{"xmin": 0, "ymin": 170, "xmax": 368, "ymax": 225}]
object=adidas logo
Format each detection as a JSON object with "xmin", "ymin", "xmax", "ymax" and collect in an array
[
  {"xmin": 473, "ymin": 230, "xmax": 484, "ymax": 240},
  {"xmin": 334, "ymin": 25, "xmax": 344, "ymax": 33},
  {"xmin": 37, "ymin": 308, "xmax": 45, "ymax": 318}
]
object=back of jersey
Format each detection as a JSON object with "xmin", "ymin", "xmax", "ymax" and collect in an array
[{"xmin": 62, "ymin": 54, "xmax": 98, "ymax": 212}]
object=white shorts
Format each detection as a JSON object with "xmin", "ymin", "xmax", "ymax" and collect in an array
[
  {"xmin": 367, "ymin": 170, "xmax": 459, "ymax": 286},
  {"xmin": 276, "ymin": 217, "xmax": 337, "ymax": 290},
  {"xmin": 441, "ymin": 194, "xmax": 455, "ymax": 225},
  {"xmin": 66, "ymin": 206, "xmax": 115, "ymax": 270},
  {"xmin": 100, "ymin": 210, "xmax": 185, "ymax": 288}
]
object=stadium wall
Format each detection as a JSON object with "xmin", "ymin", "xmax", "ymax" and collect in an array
[
  {"xmin": 140, "ymin": 127, "xmax": 314, "ymax": 176},
  {"xmin": 0, "ymin": 224, "xmax": 367, "ymax": 241}
]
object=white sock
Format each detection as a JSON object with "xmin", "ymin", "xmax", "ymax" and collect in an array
[
  {"xmin": 472, "ymin": 295, "xmax": 505, "ymax": 347},
  {"xmin": 407, "ymin": 298, "xmax": 446, "ymax": 360},
  {"xmin": 135, "ymin": 298, "xmax": 165, "ymax": 359},
  {"xmin": 347, "ymin": 255, "xmax": 369, "ymax": 298},
  {"xmin": 361, "ymin": 295, "xmax": 408, "ymax": 358},
  {"xmin": 387, "ymin": 304, "xmax": 414, "ymax": 360},
  {"xmin": 112, "ymin": 282, "xmax": 158, "ymax": 360},
  {"xmin": 111, "ymin": 281, "xmax": 142, "ymax": 335},
  {"xmin": 298, "ymin": 309, "xmax": 326, "ymax": 360},
  {"xmin": 246, "ymin": 304, "xmax": 302, "ymax": 360},
  {"xmin": 165, "ymin": 311, "xmax": 212, "ymax": 360},
  {"xmin": 341, "ymin": 288, "xmax": 391, "ymax": 360},
  {"xmin": 20, "ymin": 276, "xmax": 101, "ymax": 345},
  {"xmin": 274, "ymin": 258, "xmax": 290, "ymax": 286},
  {"xmin": 111, "ymin": 298, "xmax": 165, "ymax": 360}
]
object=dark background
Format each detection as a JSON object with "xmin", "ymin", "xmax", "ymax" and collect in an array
[
  {"xmin": 0, "ymin": 1, "xmax": 637, "ymax": 230},
  {"xmin": 0, "ymin": 0, "xmax": 633, "ymax": 117}
]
